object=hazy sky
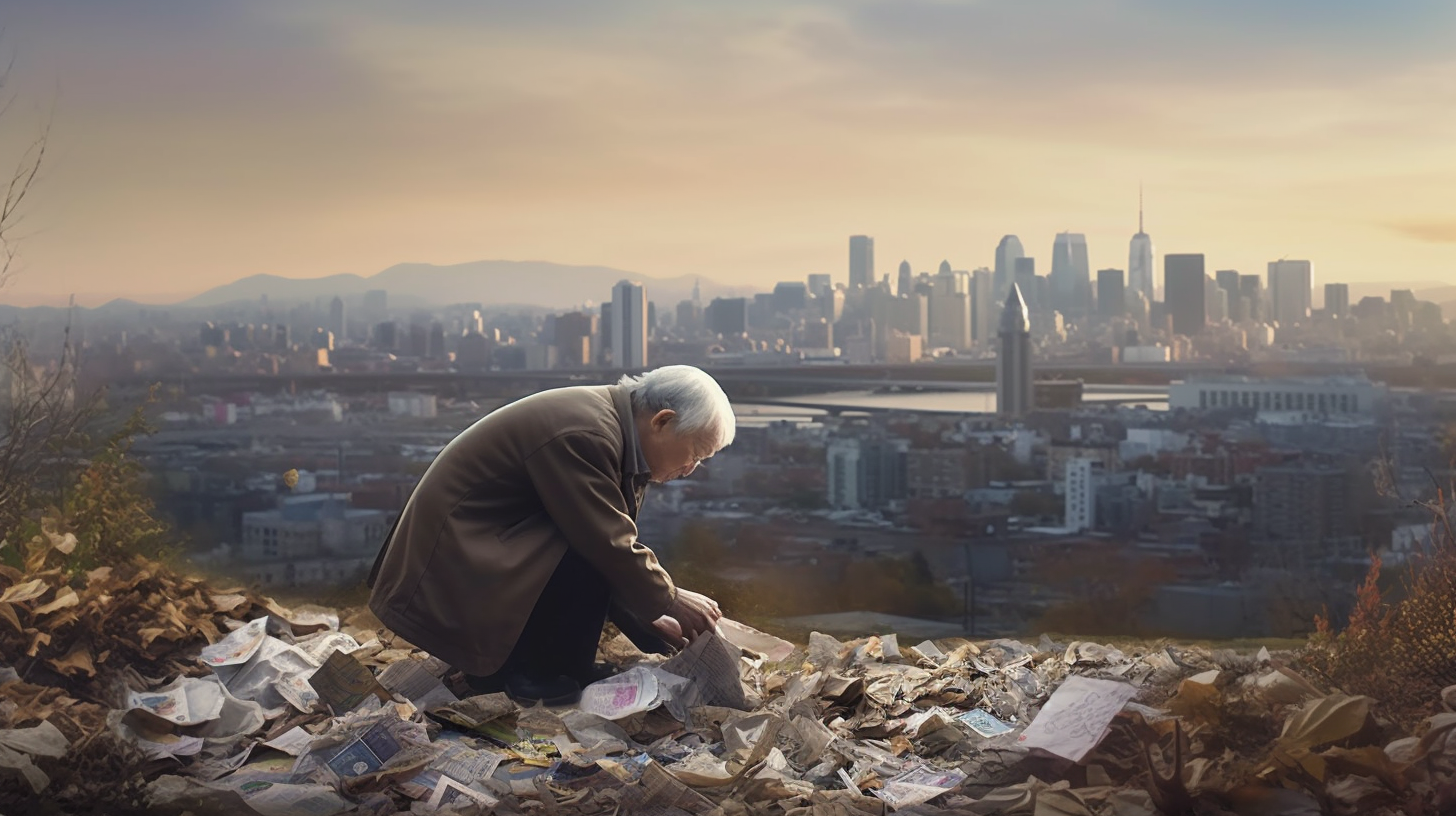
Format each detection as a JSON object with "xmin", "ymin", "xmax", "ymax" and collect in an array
[{"xmin": 2, "ymin": 0, "xmax": 1454, "ymax": 307}]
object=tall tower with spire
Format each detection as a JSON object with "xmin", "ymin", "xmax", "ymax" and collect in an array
[
  {"xmin": 997, "ymin": 283, "xmax": 1034, "ymax": 417},
  {"xmin": 1128, "ymin": 187, "xmax": 1155, "ymax": 302}
]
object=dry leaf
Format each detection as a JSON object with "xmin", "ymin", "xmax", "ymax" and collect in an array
[
  {"xmin": 33, "ymin": 587, "xmax": 79, "ymax": 617},
  {"xmin": 46, "ymin": 642, "xmax": 96, "ymax": 678},
  {"xmin": 0, "ymin": 602, "xmax": 21, "ymax": 633},
  {"xmin": 0, "ymin": 579, "xmax": 48, "ymax": 605},
  {"xmin": 210, "ymin": 594, "xmax": 248, "ymax": 614}
]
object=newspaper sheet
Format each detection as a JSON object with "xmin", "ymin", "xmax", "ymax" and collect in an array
[
  {"xmin": 874, "ymin": 765, "xmax": 967, "ymax": 810},
  {"xmin": 199, "ymin": 617, "xmax": 270, "ymax": 668},
  {"xmin": 294, "ymin": 631, "xmax": 363, "ymax": 667},
  {"xmin": 376, "ymin": 658, "xmax": 459, "ymax": 709},
  {"xmin": 325, "ymin": 721, "xmax": 403, "ymax": 778},
  {"xmin": 661, "ymin": 631, "xmax": 749, "ymax": 710},
  {"xmin": 717, "ymin": 618, "xmax": 795, "ymax": 663},
  {"xmin": 126, "ymin": 675, "xmax": 226, "ymax": 726},
  {"xmin": 229, "ymin": 780, "xmax": 350, "ymax": 816},
  {"xmin": 261, "ymin": 726, "xmax": 316, "ymax": 756},
  {"xmin": 426, "ymin": 775, "xmax": 500, "ymax": 810},
  {"xmin": 958, "ymin": 708, "xmax": 1014, "ymax": 737},
  {"xmin": 307, "ymin": 649, "xmax": 387, "ymax": 714}
]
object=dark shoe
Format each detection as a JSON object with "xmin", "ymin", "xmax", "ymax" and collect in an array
[
  {"xmin": 462, "ymin": 671, "xmax": 508, "ymax": 696},
  {"xmin": 462, "ymin": 670, "xmax": 582, "ymax": 706},
  {"xmin": 575, "ymin": 661, "xmax": 620, "ymax": 687},
  {"xmin": 503, "ymin": 672, "xmax": 581, "ymax": 707}
]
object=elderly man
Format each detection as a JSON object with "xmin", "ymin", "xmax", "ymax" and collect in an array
[{"xmin": 367, "ymin": 365, "xmax": 733, "ymax": 705}]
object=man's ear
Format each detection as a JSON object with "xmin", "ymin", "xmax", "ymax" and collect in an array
[{"xmin": 651, "ymin": 409, "xmax": 677, "ymax": 431}]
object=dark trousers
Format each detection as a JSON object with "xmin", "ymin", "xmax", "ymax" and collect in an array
[{"xmin": 487, "ymin": 546, "xmax": 672, "ymax": 681}]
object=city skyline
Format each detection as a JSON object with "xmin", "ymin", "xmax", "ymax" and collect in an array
[{"xmin": 2, "ymin": 0, "xmax": 1454, "ymax": 307}]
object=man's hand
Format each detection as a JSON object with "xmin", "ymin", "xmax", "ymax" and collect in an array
[
  {"xmin": 665, "ymin": 588, "xmax": 722, "ymax": 644},
  {"xmin": 651, "ymin": 615, "xmax": 685, "ymax": 649}
]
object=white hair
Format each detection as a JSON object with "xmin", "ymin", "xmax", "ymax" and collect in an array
[{"xmin": 618, "ymin": 365, "xmax": 736, "ymax": 450}]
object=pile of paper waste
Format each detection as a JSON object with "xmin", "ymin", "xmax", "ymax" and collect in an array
[{"xmin": 4, "ymin": 557, "xmax": 1456, "ymax": 815}]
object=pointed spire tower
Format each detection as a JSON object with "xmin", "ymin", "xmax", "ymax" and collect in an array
[
  {"xmin": 1129, "ymin": 185, "xmax": 1155, "ymax": 303},
  {"xmin": 997, "ymin": 283, "xmax": 1034, "ymax": 417}
]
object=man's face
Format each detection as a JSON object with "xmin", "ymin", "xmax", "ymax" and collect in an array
[{"xmin": 639, "ymin": 409, "xmax": 715, "ymax": 483}]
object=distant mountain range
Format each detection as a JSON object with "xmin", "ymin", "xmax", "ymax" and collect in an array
[{"xmin": 175, "ymin": 260, "xmax": 756, "ymax": 311}]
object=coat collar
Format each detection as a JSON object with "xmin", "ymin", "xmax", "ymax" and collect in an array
[{"xmin": 610, "ymin": 385, "xmax": 651, "ymax": 482}]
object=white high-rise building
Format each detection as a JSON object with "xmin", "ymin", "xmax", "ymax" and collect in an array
[
  {"xmin": 611, "ymin": 280, "xmax": 648, "ymax": 369},
  {"xmin": 1268, "ymin": 260, "xmax": 1313, "ymax": 328},
  {"xmin": 1128, "ymin": 190, "xmax": 1155, "ymax": 302},
  {"xmin": 1065, "ymin": 458, "xmax": 1096, "ymax": 532}
]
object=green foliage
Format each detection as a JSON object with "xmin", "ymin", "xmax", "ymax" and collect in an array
[
  {"xmin": 56, "ymin": 397, "xmax": 172, "ymax": 571},
  {"xmin": 1, "ymin": 384, "xmax": 173, "ymax": 575}
]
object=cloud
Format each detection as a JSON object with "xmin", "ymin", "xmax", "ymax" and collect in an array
[
  {"xmin": 2, "ymin": 0, "xmax": 1454, "ymax": 304},
  {"xmin": 1387, "ymin": 221, "xmax": 1456, "ymax": 245}
]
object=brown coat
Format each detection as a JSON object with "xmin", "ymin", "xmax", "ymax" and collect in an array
[{"xmin": 367, "ymin": 384, "xmax": 677, "ymax": 676}]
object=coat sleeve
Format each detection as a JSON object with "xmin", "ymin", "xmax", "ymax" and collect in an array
[{"xmin": 524, "ymin": 430, "xmax": 678, "ymax": 621}]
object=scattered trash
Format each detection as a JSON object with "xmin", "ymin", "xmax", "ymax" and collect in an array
[{"xmin": 3, "ymin": 556, "xmax": 1456, "ymax": 814}]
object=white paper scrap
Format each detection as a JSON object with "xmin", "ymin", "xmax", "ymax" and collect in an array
[
  {"xmin": 199, "ymin": 617, "xmax": 270, "ymax": 668},
  {"xmin": 426, "ymin": 775, "xmax": 499, "ymax": 810},
  {"xmin": 717, "ymin": 618, "xmax": 796, "ymax": 663},
  {"xmin": 1018, "ymin": 675, "xmax": 1138, "ymax": 762},
  {"xmin": 261, "ymin": 726, "xmax": 316, "ymax": 757}
]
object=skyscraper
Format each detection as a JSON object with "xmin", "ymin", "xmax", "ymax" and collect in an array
[
  {"xmin": 807, "ymin": 273, "xmax": 832, "ymax": 299},
  {"xmin": 706, "ymin": 297, "xmax": 749, "ymax": 336},
  {"xmin": 1049, "ymin": 232, "xmax": 1090, "ymax": 315},
  {"xmin": 1325, "ymin": 283, "xmax": 1350, "ymax": 318},
  {"xmin": 971, "ymin": 268, "xmax": 995, "ymax": 346},
  {"xmin": 1239, "ymin": 274, "xmax": 1263, "ymax": 324},
  {"xmin": 1163, "ymin": 254, "xmax": 1207, "ymax": 336},
  {"xmin": 849, "ymin": 235, "xmax": 874, "ymax": 289},
  {"xmin": 1268, "ymin": 260, "xmax": 1313, "ymax": 327},
  {"xmin": 930, "ymin": 269, "xmax": 972, "ymax": 351},
  {"xmin": 1013, "ymin": 257, "xmax": 1038, "ymax": 313},
  {"xmin": 1096, "ymin": 269, "xmax": 1125, "ymax": 319},
  {"xmin": 994, "ymin": 236, "xmax": 1024, "ymax": 298},
  {"xmin": 1215, "ymin": 270, "xmax": 1242, "ymax": 322},
  {"xmin": 1128, "ymin": 191, "xmax": 1155, "ymax": 302},
  {"xmin": 329, "ymin": 296, "xmax": 347, "ymax": 342},
  {"xmin": 897, "ymin": 261, "xmax": 912, "ymax": 297},
  {"xmin": 611, "ymin": 280, "xmax": 648, "ymax": 368},
  {"xmin": 1205, "ymin": 276, "xmax": 1228, "ymax": 324},
  {"xmin": 997, "ymin": 284, "xmax": 1034, "ymax": 417}
]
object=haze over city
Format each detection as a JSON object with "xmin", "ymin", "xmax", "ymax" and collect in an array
[{"xmin": 1, "ymin": 0, "xmax": 1454, "ymax": 307}]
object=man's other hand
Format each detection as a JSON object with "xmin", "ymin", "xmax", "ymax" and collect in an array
[
  {"xmin": 651, "ymin": 614, "xmax": 685, "ymax": 649},
  {"xmin": 665, "ymin": 588, "xmax": 722, "ymax": 643}
]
